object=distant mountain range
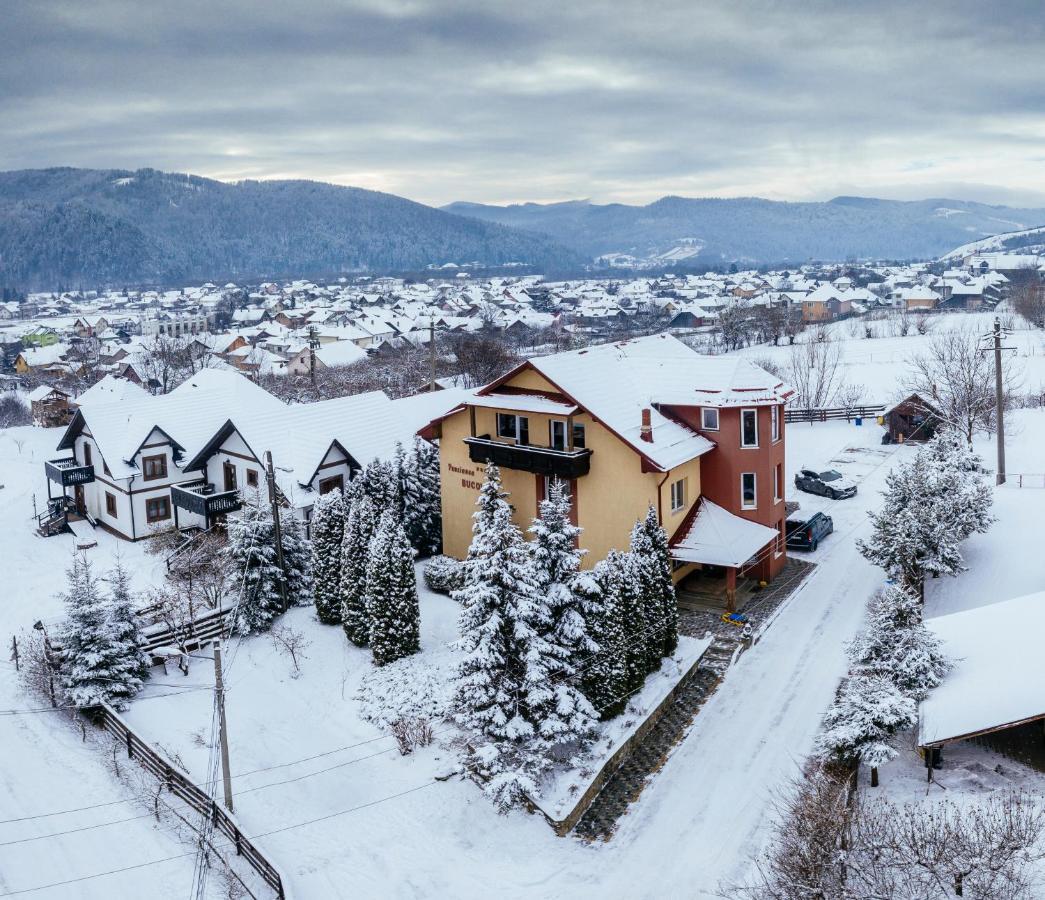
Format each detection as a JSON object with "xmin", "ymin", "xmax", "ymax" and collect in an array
[
  {"xmin": 443, "ymin": 196, "xmax": 1045, "ymax": 267},
  {"xmin": 0, "ymin": 167, "xmax": 580, "ymax": 290},
  {"xmin": 2, "ymin": 167, "xmax": 1044, "ymax": 290},
  {"xmin": 939, "ymin": 224, "xmax": 1045, "ymax": 261}
]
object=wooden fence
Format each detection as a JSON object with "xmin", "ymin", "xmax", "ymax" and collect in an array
[
  {"xmin": 785, "ymin": 405, "xmax": 885, "ymax": 424},
  {"xmin": 94, "ymin": 701, "xmax": 289, "ymax": 899},
  {"xmin": 1007, "ymin": 473, "xmax": 1045, "ymax": 488},
  {"xmin": 139, "ymin": 604, "xmax": 237, "ymax": 656}
]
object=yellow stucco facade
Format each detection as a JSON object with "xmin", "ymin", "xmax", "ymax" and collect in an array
[{"xmin": 437, "ymin": 368, "xmax": 702, "ymax": 570}]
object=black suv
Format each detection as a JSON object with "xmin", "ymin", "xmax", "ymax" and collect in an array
[{"xmin": 785, "ymin": 512, "xmax": 834, "ymax": 551}]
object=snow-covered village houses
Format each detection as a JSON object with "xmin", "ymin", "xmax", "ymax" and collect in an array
[
  {"xmin": 39, "ymin": 369, "xmax": 460, "ymax": 541},
  {"xmin": 421, "ymin": 334, "xmax": 795, "ymax": 611}
]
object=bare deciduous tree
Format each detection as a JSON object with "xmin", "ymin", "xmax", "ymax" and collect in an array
[
  {"xmin": 1011, "ymin": 278, "xmax": 1045, "ymax": 329},
  {"xmin": 904, "ymin": 329, "xmax": 1021, "ymax": 443},
  {"xmin": 786, "ymin": 339, "xmax": 845, "ymax": 408},
  {"xmin": 271, "ymin": 623, "xmax": 310, "ymax": 676}
]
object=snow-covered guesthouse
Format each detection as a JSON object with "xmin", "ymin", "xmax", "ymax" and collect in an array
[
  {"xmin": 421, "ymin": 334, "xmax": 795, "ymax": 611},
  {"xmin": 38, "ymin": 368, "xmax": 463, "ymax": 541}
]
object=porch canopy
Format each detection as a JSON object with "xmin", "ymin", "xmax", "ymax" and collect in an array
[
  {"xmin": 919, "ymin": 591, "xmax": 1045, "ymax": 748},
  {"xmin": 670, "ymin": 498, "xmax": 777, "ymax": 568}
]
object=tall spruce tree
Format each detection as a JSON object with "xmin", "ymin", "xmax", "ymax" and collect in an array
[
  {"xmin": 526, "ymin": 480, "xmax": 597, "ymax": 747},
  {"xmin": 226, "ymin": 495, "xmax": 311, "ymax": 633},
  {"xmin": 365, "ymin": 508, "xmax": 421, "ymax": 666},
  {"xmin": 817, "ymin": 673, "xmax": 916, "ymax": 787},
  {"xmin": 452, "ymin": 463, "xmax": 547, "ymax": 811},
  {"xmin": 359, "ymin": 458, "xmax": 402, "ymax": 518},
  {"xmin": 310, "ymin": 489, "xmax": 346, "ymax": 625},
  {"xmin": 341, "ymin": 494, "xmax": 378, "ymax": 646},
  {"xmin": 579, "ymin": 562, "xmax": 629, "ymax": 720},
  {"xmin": 403, "ymin": 436, "xmax": 442, "ymax": 556},
  {"xmin": 106, "ymin": 557, "xmax": 149, "ymax": 698},
  {"xmin": 629, "ymin": 508, "xmax": 677, "ymax": 671},
  {"xmin": 849, "ymin": 584, "xmax": 951, "ymax": 701},
  {"xmin": 59, "ymin": 554, "xmax": 143, "ymax": 709},
  {"xmin": 604, "ymin": 550, "xmax": 648, "ymax": 692}
]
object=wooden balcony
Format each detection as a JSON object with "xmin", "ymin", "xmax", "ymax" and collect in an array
[
  {"xmin": 464, "ymin": 435, "xmax": 592, "ymax": 479},
  {"xmin": 45, "ymin": 457, "xmax": 95, "ymax": 487},
  {"xmin": 170, "ymin": 480, "xmax": 242, "ymax": 519}
]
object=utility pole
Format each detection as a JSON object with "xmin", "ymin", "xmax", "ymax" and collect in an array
[
  {"xmin": 429, "ymin": 318, "xmax": 437, "ymax": 393},
  {"xmin": 265, "ymin": 451, "xmax": 289, "ymax": 612},
  {"xmin": 213, "ymin": 643, "xmax": 234, "ymax": 812},
  {"xmin": 990, "ymin": 317, "xmax": 1008, "ymax": 485},
  {"xmin": 307, "ymin": 324, "xmax": 320, "ymax": 389}
]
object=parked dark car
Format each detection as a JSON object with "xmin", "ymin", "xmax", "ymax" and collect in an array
[
  {"xmin": 785, "ymin": 512, "xmax": 834, "ymax": 551},
  {"xmin": 795, "ymin": 468, "xmax": 857, "ymax": 499}
]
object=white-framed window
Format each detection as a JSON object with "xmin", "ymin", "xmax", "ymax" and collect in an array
[
  {"xmin": 741, "ymin": 409, "xmax": 758, "ymax": 448},
  {"xmin": 773, "ymin": 463, "xmax": 782, "ymax": 502},
  {"xmin": 701, "ymin": 407, "xmax": 719, "ymax": 431},
  {"xmin": 496, "ymin": 412, "xmax": 529, "ymax": 444},
  {"xmin": 771, "ymin": 404, "xmax": 780, "ymax": 442},
  {"xmin": 670, "ymin": 478, "xmax": 686, "ymax": 512},
  {"xmin": 550, "ymin": 420, "xmax": 567, "ymax": 451},
  {"xmin": 741, "ymin": 472, "xmax": 757, "ymax": 509}
]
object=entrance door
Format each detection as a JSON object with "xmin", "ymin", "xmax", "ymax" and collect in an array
[
  {"xmin": 223, "ymin": 460, "xmax": 237, "ymax": 492},
  {"xmin": 73, "ymin": 485, "xmax": 86, "ymax": 516}
]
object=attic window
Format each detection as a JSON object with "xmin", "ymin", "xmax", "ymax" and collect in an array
[{"xmin": 701, "ymin": 408, "xmax": 719, "ymax": 431}]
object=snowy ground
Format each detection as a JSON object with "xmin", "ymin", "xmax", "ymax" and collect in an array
[
  {"xmin": 0, "ymin": 426, "xmax": 223, "ymax": 899},
  {"xmin": 733, "ymin": 311, "xmax": 1045, "ymax": 403}
]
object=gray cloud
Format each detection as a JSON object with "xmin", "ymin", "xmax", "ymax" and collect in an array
[{"xmin": 2, "ymin": 0, "xmax": 1043, "ymax": 206}]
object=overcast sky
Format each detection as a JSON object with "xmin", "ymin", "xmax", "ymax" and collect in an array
[{"xmin": 2, "ymin": 0, "xmax": 1044, "ymax": 207}]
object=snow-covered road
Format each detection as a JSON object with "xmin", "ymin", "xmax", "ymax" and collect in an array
[{"xmin": 607, "ymin": 437, "xmax": 905, "ymax": 897}]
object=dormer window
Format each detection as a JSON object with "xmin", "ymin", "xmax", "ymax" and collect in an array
[
  {"xmin": 142, "ymin": 454, "xmax": 167, "ymax": 480},
  {"xmin": 701, "ymin": 408, "xmax": 719, "ymax": 431}
]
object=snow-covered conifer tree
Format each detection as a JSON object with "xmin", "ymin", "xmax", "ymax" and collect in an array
[
  {"xmin": 629, "ymin": 506, "xmax": 678, "ymax": 668},
  {"xmin": 849, "ymin": 584, "xmax": 951, "ymax": 700},
  {"xmin": 310, "ymin": 489, "xmax": 346, "ymax": 624},
  {"xmin": 365, "ymin": 508, "xmax": 421, "ymax": 666},
  {"xmin": 816, "ymin": 673, "xmax": 916, "ymax": 786},
  {"xmin": 579, "ymin": 561, "xmax": 629, "ymax": 720},
  {"xmin": 452, "ymin": 463, "xmax": 547, "ymax": 811},
  {"xmin": 526, "ymin": 480, "xmax": 597, "ymax": 747},
  {"xmin": 277, "ymin": 505, "xmax": 312, "ymax": 606},
  {"xmin": 59, "ymin": 554, "xmax": 142, "ymax": 710},
  {"xmin": 604, "ymin": 550, "xmax": 647, "ymax": 691},
  {"xmin": 105, "ymin": 557, "xmax": 148, "ymax": 699},
  {"xmin": 403, "ymin": 437, "xmax": 442, "ymax": 556},
  {"xmin": 359, "ymin": 458, "xmax": 402, "ymax": 517},
  {"xmin": 226, "ymin": 496, "xmax": 284, "ymax": 634},
  {"xmin": 341, "ymin": 494, "xmax": 378, "ymax": 646}
]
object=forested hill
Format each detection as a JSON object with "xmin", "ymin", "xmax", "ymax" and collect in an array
[
  {"xmin": 0, "ymin": 168, "xmax": 581, "ymax": 289},
  {"xmin": 443, "ymin": 195, "xmax": 1045, "ymax": 265}
]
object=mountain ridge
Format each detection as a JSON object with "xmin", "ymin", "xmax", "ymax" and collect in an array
[
  {"xmin": 0, "ymin": 167, "xmax": 581, "ymax": 289},
  {"xmin": 441, "ymin": 195, "xmax": 1045, "ymax": 266}
]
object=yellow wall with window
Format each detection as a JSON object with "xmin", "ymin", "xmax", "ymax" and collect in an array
[{"xmin": 436, "ymin": 367, "xmax": 702, "ymax": 568}]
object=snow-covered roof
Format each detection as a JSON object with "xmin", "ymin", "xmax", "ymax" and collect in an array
[
  {"xmin": 466, "ymin": 392, "xmax": 579, "ymax": 416},
  {"xmin": 919, "ymin": 591, "xmax": 1045, "ymax": 747},
  {"xmin": 72, "ymin": 374, "xmax": 150, "ymax": 408},
  {"xmin": 669, "ymin": 498, "xmax": 778, "ymax": 567}
]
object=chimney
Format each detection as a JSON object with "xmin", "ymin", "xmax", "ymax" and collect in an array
[{"xmin": 640, "ymin": 407, "xmax": 653, "ymax": 442}]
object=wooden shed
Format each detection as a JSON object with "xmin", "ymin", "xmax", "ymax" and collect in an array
[
  {"xmin": 882, "ymin": 392, "xmax": 939, "ymax": 443},
  {"xmin": 28, "ymin": 384, "xmax": 74, "ymax": 427}
]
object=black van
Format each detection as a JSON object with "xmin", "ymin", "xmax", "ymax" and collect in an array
[{"xmin": 785, "ymin": 512, "xmax": 834, "ymax": 551}]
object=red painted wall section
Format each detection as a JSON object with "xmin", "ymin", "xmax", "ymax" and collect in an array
[{"xmin": 667, "ymin": 403, "xmax": 788, "ymax": 580}]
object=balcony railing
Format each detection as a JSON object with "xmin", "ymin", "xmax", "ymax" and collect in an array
[
  {"xmin": 45, "ymin": 457, "xmax": 96, "ymax": 487},
  {"xmin": 464, "ymin": 435, "xmax": 592, "ymax": 479},
  {"xmin": 170, "ymin": 480, "xmax": 242, "ymax": 519}
]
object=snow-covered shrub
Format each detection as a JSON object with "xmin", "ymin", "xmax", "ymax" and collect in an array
[
  {"xmin": 423, "ymin": 555, "xmax": 465, "ymax": 594},
  {"xmin": 357, "ymin": 654, "xmax": 449, "ymax": 751}
]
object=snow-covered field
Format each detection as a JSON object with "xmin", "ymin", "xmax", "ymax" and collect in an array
[
  {"xmin": 733, "ymin": 311, "xmax": 1045, "ymax": 403},
  {"xmin": 0, "ymin": 426, "xmax": 222, "ymax": 899}
]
